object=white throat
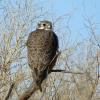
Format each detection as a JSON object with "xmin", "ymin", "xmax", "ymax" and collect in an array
[{"xmin": 37, "ymin": 27, "xmax": 52, "ymax": 31}]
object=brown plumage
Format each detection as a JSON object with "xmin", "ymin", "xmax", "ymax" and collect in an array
[{"xmin": 27, "ymin": 20, "xmax": 59, "ymax": 91}]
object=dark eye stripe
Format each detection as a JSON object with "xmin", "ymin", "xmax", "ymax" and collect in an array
[{"xmin": 38, "ymin": 23, "xmax": 41, "ymax": 26}]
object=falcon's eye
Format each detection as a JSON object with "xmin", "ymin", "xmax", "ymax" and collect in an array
[{"xmin": 43, "ymin": 24, "xmax": 46, "ymax": 26}]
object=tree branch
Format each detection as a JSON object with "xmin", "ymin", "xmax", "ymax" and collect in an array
[{"xmin": 19, "ymin": 82, "xmax": 39, "ymax": 100}]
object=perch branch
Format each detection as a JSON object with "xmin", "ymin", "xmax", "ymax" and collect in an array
[
  {"xmin": 19, "ymin": 82, "xmax": 39, "ymax": 100},
  {"xmin": 19, "ymin": 69, "xmax": 84, "ymax": 100}
]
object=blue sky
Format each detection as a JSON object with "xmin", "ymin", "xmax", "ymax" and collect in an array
[
  {"xmin": 0, "ymin": 0, "xmax": 100, "ymax": 49},
  {"xmin": 40, "ymin": 0, "xmax": 100, "ymax": 48}
]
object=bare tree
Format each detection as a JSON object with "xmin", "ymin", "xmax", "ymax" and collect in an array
[{"xmin": 0, "ymin": 0, "xmax": 100, "ymax": 100}]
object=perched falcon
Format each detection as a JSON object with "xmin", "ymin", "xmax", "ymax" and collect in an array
[{"xmin": 27, "ymin": 20, "xmax": 59, "ymax": 91}]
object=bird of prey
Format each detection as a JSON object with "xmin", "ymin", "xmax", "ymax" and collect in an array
[{"xmin": 27, "ymin": 20, "xmax": 59, "ymax": 91}]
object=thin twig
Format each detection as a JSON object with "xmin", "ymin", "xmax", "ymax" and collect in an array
[
  {"xmin": 5, "ymin": 83, "xmax": 15, "ymax": 100},
  {"xmin": 96, "ymin": 51, "xmax": 100, "ymax": 79},
  {"xmin": 50, "ymin": 69, "xmax": 84, "ymax": 74}
]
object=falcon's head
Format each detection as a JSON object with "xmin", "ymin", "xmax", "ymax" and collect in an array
[{"xmin": 37, "ymin": 20, "xmax": 53, "ymax": 30}]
